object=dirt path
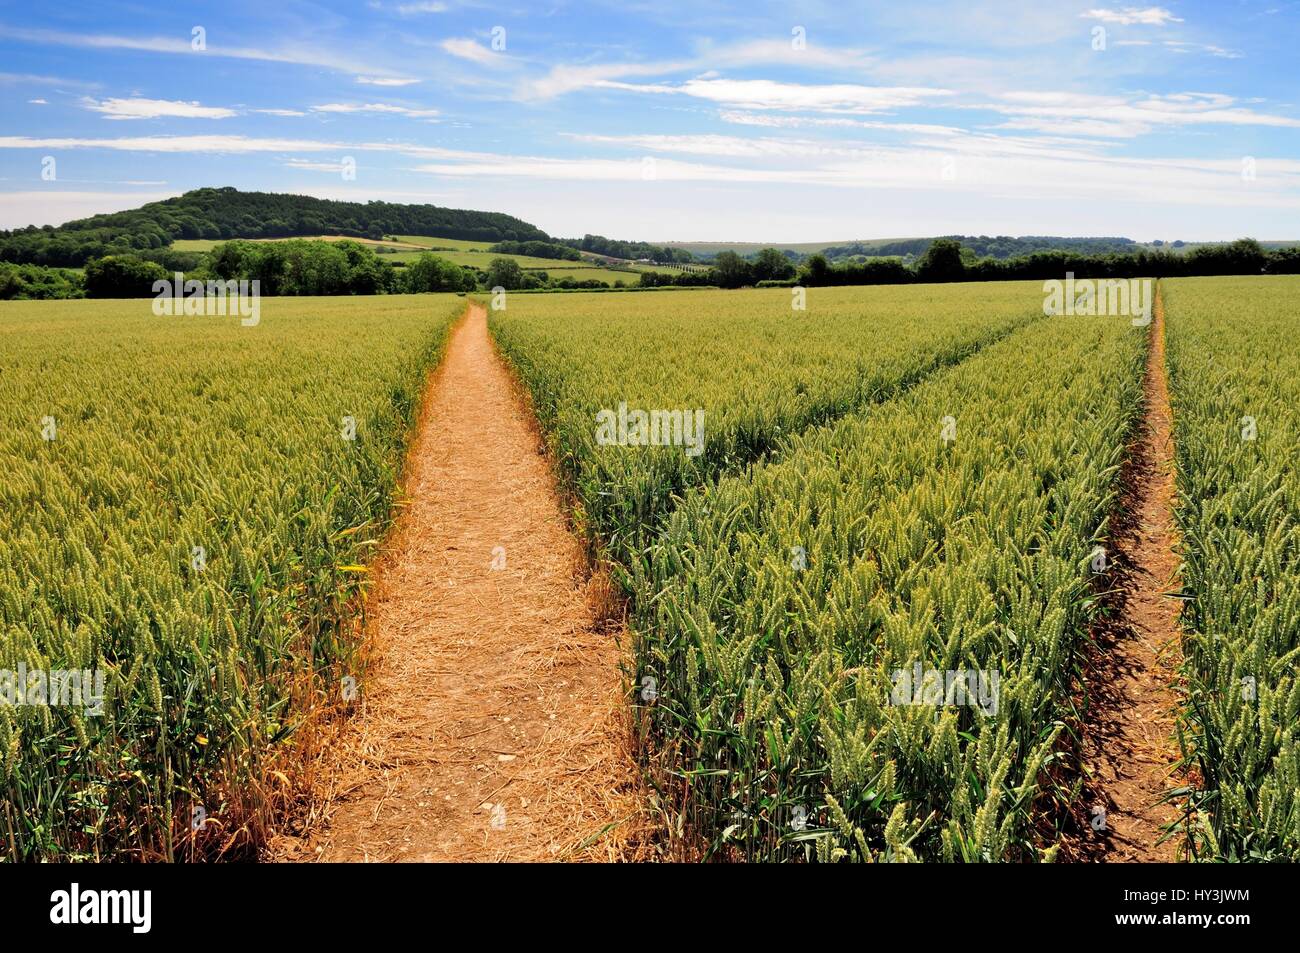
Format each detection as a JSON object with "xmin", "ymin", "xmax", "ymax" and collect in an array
[
  {"xmin": 302, "ymin": 303, "xmax": 636, "ymax": 862},
  {"xmin": 1077, "ymin": 285, "xmax": 1185, "ymax": 862}
]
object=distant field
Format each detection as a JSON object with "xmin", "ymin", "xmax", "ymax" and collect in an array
[
  {"xmin": 390, "ymin": 234, "xmax": 490, "ymax": 251},
  {"xmin": 529, "ymin": 267, "xmax": 638, "ymax": 283},
  {"xmin": 169, "ymin": 234, "xmax": 636, "ymax": 284},
  {"xmin": 428, "ymin": 249, "xmax": 587, "ymax": 269},
  {"xmin": 661, "ymin": 239, "xmax": 878, "ymax": 256},
  {"xmin": 172, "ymin": 235, "xmax": 426, "ymax": 253}
]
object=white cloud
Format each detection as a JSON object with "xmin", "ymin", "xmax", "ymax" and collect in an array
[
  {"xmin": 983, "ymin": 90, "xmax": 1300, "ymax": 138},
  {"xmin": 0, "ymin": 70, "xmax": 97, "ymax": 88},
  {"xmin": 519, "ymin": 40, "xmax": 877, "ymax": 101},
  {"xmin": 0, "ymin": 135, "xmax": 484, "ymax": 159},
  {"xmin": 718, "ymin": 110, "xmax": 965, "ymax": 136},
  {"xmin": 27, "ymin": 98, "xmax": 47, "ymax": 105},
  {"xmin": 284, "ymin": 158, "xmax": 353, "ymax": 172},
  {"xmin": 406, "ymin": 144, "xmax": 1300, "ymax": 219},
  {"xmin": 600, "ymin": 77, "xmax": 953, "ymax": 114},
  {"xmin": 312, "ymin": 102, "xmax": 440, "ymax": 119},
  {"xmin": 0, "ymin": 134, "xmax": 353, "ymax": 153},
  {"xmin": 693, "ymin": 38, "xmax": 872, "ymax": 71},
  {"xmin": 1162, "ymin": 40, "xmax": 1243, "ymax": 58},
  {"xmin": 252, "ymin": 108, "xmax": 308, "ymax": 117},
  {"xmin": 356, "ymin": 76, "xmax": 420, "ymax": 86},
  {"xmin": 414, "ymin": 155, "xmax": 810, "ymax": 183},
  {"xmin": 572, "ymin": 127, "xmax": 1114, "ymax": 165},
  {"xmin": 0, "ymin": 24, "xmax": 406, "ymax": 80},
  {"xmin": 396, "ymin": 1, "xmax": 448, "ymax": 13},
  {"xmin": 1082, "ymin": 7, "xmax": 1183, "ymax": 26},
  {"xmin": 82, "ymin": 97, "xmax": 237, "ymax": 120},
  {"xmin": 565, "ymin": 133, "xmax": 873, "ymax": 159},
  {"xmin": 520, "ymin": 61, "xmax": 689, "ymax": 99},
  {"xmin": 440, "ymin": 38, "xmax": 502, "ymax": 66}
]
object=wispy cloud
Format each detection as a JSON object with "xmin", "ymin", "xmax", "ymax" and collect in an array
[
  {"xmin": 405, "ymin": 142, "xmax": 1300, "ymax": 214},
  {"xmin": 0, "ymin": 70, "xmax": 98, "ymax": 89},
  {"xmin": 520, "ymin": 61, "xmax": 690, "ymax": 99},
  {"xmin": 396, "ymin": 1, "xmax": 448, "ymax": 13},
  {"xmin": 0, "ymin": 24, "xmax": 406, "ymax": 80},
  {"xmin": 983, "ymin": 91, "xmax": 1300, "ymax": 138},
  {"xmin": 356, "ymin": 76, "xmax": 420, "ymax": 87},
  {"xmin": 440, "ymin": 38, "xmax": 504, "ymax": 66},
  {"xmin": 284, "ymin": 158, "xmax": 353, "ymax": 172},
  {"xmin": 598, "ymin": 78, "xmax": 953, "ymax": 114},
  {"xmin": 719, "ymin": 111, "xmax": 965, "ymax": 136},
  {"xmin": 312, "ymin": 102, "xmax": 440, "ymax": 119},
  {"xmin": 564, "ymin": 132, "xmax": 876, "ymax": 159},
  {"xmin": 82, "ymin": 96, "xmax": 236, "ymax": 120},
  {"xmin": 1082, "ymin": 7, "xmax": 1183, "ymax": 26},
  {"xmin": 1162, "ymin": 40, "xmax": 1243, "ymax": 58},
  {"xmin": 0, "ymin": 135, "xmax": 483, "ymax": 158},
  {"xmin": 0, "ymin": 134, "xmax": 353, "ymax": 153},
  {"xmin": 520, "ymin": 40, "xmax": 875, "ymax": 101}
]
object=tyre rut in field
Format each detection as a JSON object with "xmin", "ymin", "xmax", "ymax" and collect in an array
[
  {"xmin": 302, "ymin": 303, "xmax": 636, "ymax": 862},
  {"xmin": 1075, "ymin": 284, "xmax": 1186, "ymax": 861}
]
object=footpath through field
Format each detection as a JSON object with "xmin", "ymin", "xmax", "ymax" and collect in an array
[
  {"xmin": 1078, "ymin": 285, "xmax": 1185, "ymax": 861},
  {"xmin": 303, "ymin": 302, "xmax": 635, "ymax": 861}
]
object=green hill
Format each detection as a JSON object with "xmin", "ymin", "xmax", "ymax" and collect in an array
[{"xmin": 0, "ymin": 187, "xmax": 551, "ymax": 268}]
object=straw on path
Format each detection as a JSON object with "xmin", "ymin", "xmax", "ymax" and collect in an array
[
  {"xmin": 1076, "ymin": 285, "xmax": 1185, "ymax": 862},
  {"xmin": 305, "ymin": 302, "xmax": 636, "ymax": 862}
]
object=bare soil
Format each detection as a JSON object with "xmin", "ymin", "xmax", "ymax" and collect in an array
[
  {"xmin": 1073, "ymin": 286, "xmax": 1186, "ymax": 862},
  {"xmin": 288, "ymin": 303, "xmax": 639, "ymax": 862}
]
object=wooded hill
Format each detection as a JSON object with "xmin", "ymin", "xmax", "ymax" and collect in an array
[{"xmin": 0, "ymin": 187, "xmax": 550, "ymax": 268}]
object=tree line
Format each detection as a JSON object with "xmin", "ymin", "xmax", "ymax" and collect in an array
[
  {"xmin": 5, "ymin": 236, "xmax": 1297, "ymax": 301},
  {"xmin": 556, "ymin": 234, "xmax": 696, "ymax": 263},
  {"xmin": 638, "ymin": 238, "xmax": 1300, "ymax": 289},
  {"xmin": 793, "ymin": 237, "xmax": 1300, "ymax": 287},
  {"xmin": 486, "ymin": 240, "xmax": 582, "ymax": 261},
  {"xmin": 817, "ymin": 235, "xmax": 1147, "ymax": 262},
  {"xmin": 1, "ymin": 239, "xmax": 642, "ymax": 299}
]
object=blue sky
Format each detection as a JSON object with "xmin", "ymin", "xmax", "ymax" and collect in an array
[{"xmin": 1, "ymin": 0, "xmax": 1297, "ymax": 241}]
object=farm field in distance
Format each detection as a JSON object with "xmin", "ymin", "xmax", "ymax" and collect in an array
[{"xmin": 170, "ymin": 234, "xmax": 644, "ymax": 284}]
